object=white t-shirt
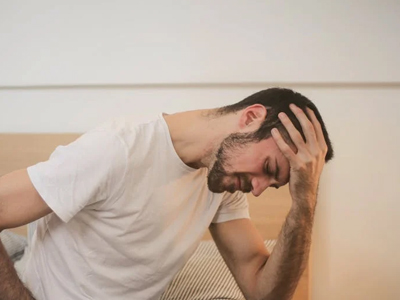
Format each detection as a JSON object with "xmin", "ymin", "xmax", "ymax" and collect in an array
[{"xmin": 23, "ymin": 114, "xmax": 249, "ymax": 300}]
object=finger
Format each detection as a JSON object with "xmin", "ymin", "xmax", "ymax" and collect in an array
[
  {"xmin": 306, "ymin": 107, "xmax": 328, "ymax": 151},
  {"xmin": 278, "ymin": 111, "xmax": 307, "ymax": 150},
  {"xmin": 271, "ymin": 128, "xmax": 298, "ymax": 165},
  {"xmin": 289, "ymin": 104, "xmax": 318, "ymax": 148}
]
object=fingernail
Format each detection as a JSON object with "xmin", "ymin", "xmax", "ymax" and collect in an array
[{"xmin": 278, "ymin": 112, "xmax": 286, "ymax": 119}]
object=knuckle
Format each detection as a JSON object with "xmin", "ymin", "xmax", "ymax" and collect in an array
[
  {"xmin": 309, "ymin": 132, "xmax": 317, "ymax": 141},
  {"xmin": 305, "ymin": 159, "xmax": 314, "ymax": 167},
  {"xmin": 297, "ymin": 163, "xmax": 308, "ymax": 173},
  {"xmin": 293, "ymin": 132, "xmax": 305, "ymax": 144},
  {"xmin": 303, "ymin": 155, "xmax": 317, "ymax": 166},
  {"xmin": 315, "ymin": 151, "xmax": 323, "ymax": 160},
  {"xmin": 304, "ymin": 122, "xmax": 313, "ymax": 131}
]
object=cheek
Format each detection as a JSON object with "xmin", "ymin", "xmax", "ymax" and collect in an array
[
  {"xmin": 225, "ymin": 159, "xmax": 257, "ymax": 175},
  {"xmin": 221, "ymin": 150, "xmax": 250, "ymax": 173}
]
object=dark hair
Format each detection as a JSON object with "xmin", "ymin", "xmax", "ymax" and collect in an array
[{"xmin": 217, "ymin": 87, "xmax": 334, "ymax": 162}]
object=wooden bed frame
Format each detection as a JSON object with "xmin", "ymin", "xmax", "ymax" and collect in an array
[{"xmin": 0, "ymin": 134, "xmax": 308, "ymax": 300}]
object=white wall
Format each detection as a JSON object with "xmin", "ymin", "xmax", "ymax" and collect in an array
[
  {"xmin": 1, "ymin": 2, "xmax": 400, "ymax": 299},
  {"xmin": 1, "ymin": 1, "xmax": 400, "ymax": 86},
  {"xmin": 310, "ymin": 88, "xmax": 400, "ymax": 300},
  {"xmin": 0, "ymin": 86, "xmax": 259, "ymax": 132}
]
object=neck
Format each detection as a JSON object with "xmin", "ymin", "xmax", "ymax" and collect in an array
[{"xmin": 162, "ymin": 109, "xmax": 239, "ymax": 169}]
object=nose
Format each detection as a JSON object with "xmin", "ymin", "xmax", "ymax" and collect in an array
[{"xmin": 251, "ymin": 176, "xmax": 272, "ymax": 197}]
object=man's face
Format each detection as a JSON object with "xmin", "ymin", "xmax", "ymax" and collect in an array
[{"xmin": 207, "ymin": 134, "xmax": 290, "ymax": 197}]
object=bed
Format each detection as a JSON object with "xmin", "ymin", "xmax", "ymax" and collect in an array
[{"xmin": 0, "ymin": 133, "xmax": 308, "ymax": 300}]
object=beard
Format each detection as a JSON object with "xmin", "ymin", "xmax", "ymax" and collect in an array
[{"xmin": 207, "ymin": 132, "xmax": 254, "ymax": 193}]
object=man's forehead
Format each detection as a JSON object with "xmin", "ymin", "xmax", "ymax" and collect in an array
[{"xmin": 258, "ymin": 137, "xmax": 281, "ymax": 155}]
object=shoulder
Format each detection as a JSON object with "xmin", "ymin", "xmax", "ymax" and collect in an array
[{"xmin": 91, "ymin": 114, "xmax": 163, "ymax": 147}]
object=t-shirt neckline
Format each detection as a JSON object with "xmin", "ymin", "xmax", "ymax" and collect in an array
[{"xmin": 158, "ymin": 113, "xmax": 198, "ymax": 173}]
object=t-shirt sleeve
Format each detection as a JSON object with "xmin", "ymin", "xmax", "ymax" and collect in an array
[
  {"xmin": 27, "ymin": 129, "xmax": 128, "ymax": 223},
  {"xmin": 212, "ymin": 191, "xmax": 250, "ymax": 223}
]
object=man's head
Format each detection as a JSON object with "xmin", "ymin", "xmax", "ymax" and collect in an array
[{"xmin": 207, "ymin": 87, "xmax": 334, "ymax": 196}]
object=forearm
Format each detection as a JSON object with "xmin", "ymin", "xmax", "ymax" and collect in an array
[
  {"xmin": 0, "ymin": 237, "xmax": 36, "ymax": 300},
  {"xmin": 256, "ymin": 198, "xmax": 316, "ymax": 300},
  {"xmin": 248, "ymin": 103, "xmax": 328, "ymax": 300}
]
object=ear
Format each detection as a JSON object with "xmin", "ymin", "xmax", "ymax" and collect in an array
[{"xmin": 238, "ymin": 104, "xmax": 267, "ymax": 132}]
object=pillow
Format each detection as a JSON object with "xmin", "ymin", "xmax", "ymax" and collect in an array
[
  {"xmin": 160, "ymin": 239, "xmax": 277, "ymax": 300},
  {"xmin": 0, "ymin": 230, "xmax": 28, "ymax": 262}
]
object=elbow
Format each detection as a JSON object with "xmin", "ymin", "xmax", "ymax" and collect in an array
[
  {"xmin": 0, "ymin": 218, "xmax": 4, "ymax": 232},
  {"xmin": 0, "ymin": 211, "xmax": 6, "ymax": 232},
  {"xmin": 0, "ymin": 209, "xmax": 11, "ymax": 232},
  {"xmin": 0, "ymin": 222, "xmax": 7, "ymax": 233},
  {"xmin": 0, "ymin": 201, "xmax": 5, "ymax": 232}
]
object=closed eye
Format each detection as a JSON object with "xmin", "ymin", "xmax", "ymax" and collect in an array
[
  {"xmin": 264, "ymin": 162, "xmax": 273, "ymax": 177},
  {"xmin": 265, "ymin": 161, "xmax": 280, "ymax": 189},
  {"xmin": 274, "ymin": 157, "xmax": 280, "ymax": 182}
]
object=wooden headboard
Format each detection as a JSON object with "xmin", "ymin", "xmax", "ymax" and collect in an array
[{"xmin": 0, "ymin": 134, "xmax": 308, "ymax": 299}]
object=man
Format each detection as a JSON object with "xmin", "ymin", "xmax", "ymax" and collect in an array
[{"xmin": 0, "ymin": 87, "xmax": 333, "ymax": 300}]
